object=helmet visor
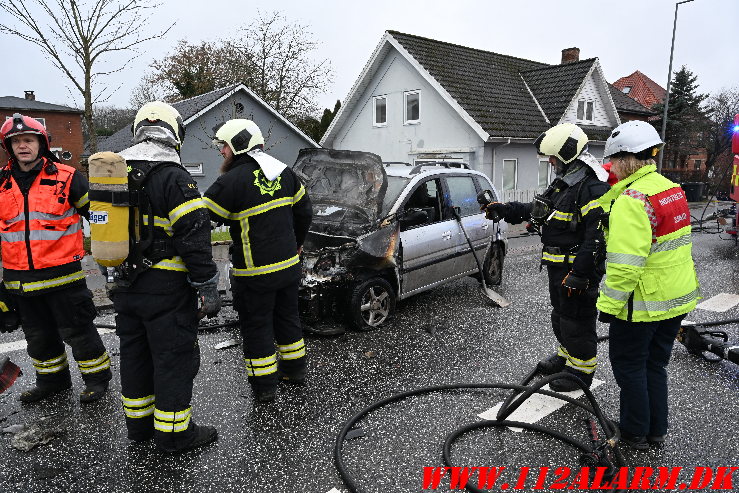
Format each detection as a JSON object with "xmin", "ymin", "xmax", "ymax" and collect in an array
[{"xmin": 212, "ymin": 138, "xmax": 226, "ymax": 150}]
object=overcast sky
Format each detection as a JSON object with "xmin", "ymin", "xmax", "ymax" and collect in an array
[{"xmin": 3, "ymin": 0, "xmax": 737, "ymax": 113}]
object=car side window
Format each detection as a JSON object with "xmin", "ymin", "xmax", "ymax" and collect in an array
[
  {"xmin": 474, "ymin": 177, "xmax": 498, "ymax": 202},
  {"xmin": 446, "ymin": 176, "xmax": 480, "ymax": 217},
  {"xmin": 401, "ymin": 178, "xmax": 443, "ymax": 231}
]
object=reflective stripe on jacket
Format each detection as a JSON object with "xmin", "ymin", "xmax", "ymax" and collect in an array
[
  {"xmin": 203, "ymin": 154, "xmax": 312, "ymax": 285},
  {"xmin": 0, "ymin": 161, "xmax": 84, "ymax": 271},
  {"xmin": 596, "ymin": 164, "xmax": 700, "ymax": 321}
]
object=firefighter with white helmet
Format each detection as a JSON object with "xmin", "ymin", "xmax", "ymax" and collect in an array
[
  {"xmin": 0, "ymin": 114, "xmax": 112, "ymax": 404},
  {"xmin": 204, "ymin": 119, "xmax": 312, "ymax": 404},
  {"xmin": 597, "ymin": 120, "xmax": 699, "ymax": 449},
  {"xmin": 483, "ymin": 122, "xmax": 610, "ymax": 391},
  {"xmin": 109, "ymin": 101, "xmax": 220, "ymax": 452}
]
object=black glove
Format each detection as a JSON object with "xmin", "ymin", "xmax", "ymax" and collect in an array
[
  {"xmin": 190, "ymin": 272, "xmax": 222, "ymax": 319},
  {"xmin": 561, "ymin": 271, "xmax": 589, "ymax": 296},
  {"xmin": 197, "ymin": 284, "xmax": 222, "ymax": 319},
  {"xmin": 482, "ymin": 202, "xmax": 506, "ymax": 222},
  {"xmin": 598, "ymin": 311, "xmax": 617, "ymax": 323}
]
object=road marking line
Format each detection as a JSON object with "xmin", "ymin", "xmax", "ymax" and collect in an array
[
  {"xmin": 0, "ymin": 327, "xmax": 115, "ymax": 354},
  {"xmin": 478, "ymin": 378, "xmax": 605, "ymax": 432},
  {"xmin": 326, "ymin": 489, "xmax": 342, "ymax": 493},
  {"xmin": 696, "ymin": 293, "xmax": 739, "ymax": 312}
]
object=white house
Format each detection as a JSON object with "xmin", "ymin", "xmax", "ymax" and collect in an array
[{"xmin": 321, "ymin": 31, "xmax": 651, "ymax": 201}]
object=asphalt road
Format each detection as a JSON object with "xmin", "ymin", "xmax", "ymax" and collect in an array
[{"xmin": 1, "ymin": 205, "xmax": 738, "ymax": 493}]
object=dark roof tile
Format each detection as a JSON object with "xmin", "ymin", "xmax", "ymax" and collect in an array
[
  {"xmin": 388, "ymin": 31, "xmax": 551, "ymax": 139},
  {"xmin": 0, "ymin": 96, "xmax": 83, "ymax": 114}
]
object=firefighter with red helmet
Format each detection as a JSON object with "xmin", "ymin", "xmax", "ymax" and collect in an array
[{"xmin": 0, "ymin": 113, "xmax": 112, "ymax": 403}]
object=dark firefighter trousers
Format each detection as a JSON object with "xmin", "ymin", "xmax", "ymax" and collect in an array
[
  {"xmin": 608, "ymin": 314, "xmax": 685, "ymax": 438},
  {"xmin": 112, "ymin": 287, "xmax": 200, "ymax": 450},
  {"xmin": 547, "ymin": 264, "xmax": 599, "ymax": 378},
  {"xmin": 232, "ymin": 279, "xmax": 306, "ymax": 393},
  {"xmin": 14, "ymin": 284, "xmax": 111, "ymax": 389}
]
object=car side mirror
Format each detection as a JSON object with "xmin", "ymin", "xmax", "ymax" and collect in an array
[{"xmin": 399, "ymin": 208, "xmax": 428, "ymax": 228}]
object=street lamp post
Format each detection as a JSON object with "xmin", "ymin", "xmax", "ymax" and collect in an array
[{"xmin": 658, "ymin": 0, "xmax": 695, "ymax": 174}]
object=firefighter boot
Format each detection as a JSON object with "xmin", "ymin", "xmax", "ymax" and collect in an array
[
  {"xmin": 549, "ymin": 368, "xmax": 592, "ymax": 392},
  {"xmin": 537, "ymin": 353, "xmax": 566, "ymax": 375},
  {"xmin": 80, "ymin": 381, "xmax": 109, "ymax": 404},
  {"xmin": 19, "ymin": 381, "xmax": 72, "ymax": 403},
  {"xmin": 159, "ymin": 423, "xmax": 218, "ymax": 453}
]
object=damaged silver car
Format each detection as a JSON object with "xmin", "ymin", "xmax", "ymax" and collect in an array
[{"xmin": 294, "ymin": 148, "xmax": 507, "ymax": 332}]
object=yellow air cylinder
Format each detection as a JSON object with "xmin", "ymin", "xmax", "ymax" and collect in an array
[{"xmin": 88, "ymin": 152, "xmax": 129, "ymax": 266}]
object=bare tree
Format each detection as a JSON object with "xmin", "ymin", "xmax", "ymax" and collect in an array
[
  {"xmin": 129, "ymin": 78, "xmax": 168, "ymax": 108},
  {"xmin": 701, "ymin": 87, "xmax": 739, "ymax": 175},
  {"xmin": 237, "ymin": 11, "xmax": 333, "ymax": 122},
  {"xmin": 148, "ymin": 39, "xmax": 254, "ymax": 102},
  {"xmin": 0, "ymin": 0, "xmax": 173, "ymax": 153}
]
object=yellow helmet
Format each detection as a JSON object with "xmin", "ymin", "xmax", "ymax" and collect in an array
[
  {"xmin": 133, "ymin": 101, "xmax": 185, "ymax": 146},
  {"xmin": 534, "ymin": 123, "xmax": 588, "ymax": 164},
  {"xmin": 212, "ymin": 119, "xmax": 264, "ymax": 155}
]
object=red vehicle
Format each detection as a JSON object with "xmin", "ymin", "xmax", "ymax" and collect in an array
[{"xmin": 726, "ymin": 115, "xmax": 739, "ymax": 237}]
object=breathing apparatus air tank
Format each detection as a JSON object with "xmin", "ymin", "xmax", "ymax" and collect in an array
[{"xmin": 88, "ymin": 151, "xmax": 129, "ymax": 266}]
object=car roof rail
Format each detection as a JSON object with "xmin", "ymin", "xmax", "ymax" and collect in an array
[
  {"xmin": 383, "ymin": 161, "xmax": 413, "ymax": 167},
  {"xmin": 409, "ymin": 161, "xmax": 470, "ymax": 174}
]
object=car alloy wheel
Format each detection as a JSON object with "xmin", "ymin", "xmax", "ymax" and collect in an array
[{"xmin": 349, "ymin": 278, "xmax": 395, "ymax": 331}]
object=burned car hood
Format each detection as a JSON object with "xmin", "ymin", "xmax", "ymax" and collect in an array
[{"xmin": 294, "ymin": 148, "xmax": 387, "ymax": 237}]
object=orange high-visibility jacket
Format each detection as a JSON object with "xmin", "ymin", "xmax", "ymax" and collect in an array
[{"xmin": 0, "ymin": 161, "xmax": 84, "ymax": 271}]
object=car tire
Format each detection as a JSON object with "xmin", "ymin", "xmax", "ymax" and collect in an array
[
  {"xmin": 483, "ymin": 242, "xmax": 504, "ymax": 286},
  {"xmin": 349, "ymin": 278, "xmax": 395, "ymax": 331}
]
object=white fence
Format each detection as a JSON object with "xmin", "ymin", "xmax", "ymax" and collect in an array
[{"xmin": 501, "ymin": 188, "xmax": 541, "ymax": 203}]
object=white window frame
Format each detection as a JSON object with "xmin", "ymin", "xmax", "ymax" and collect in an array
[
  {"xmin": 403, "ymin": 90, "xmax": 421, "ymax": 125},
  {"xmin": 183, "ymin": 162, "xmax": 204, "ymax": 176},
  {"xmin": 622, "ymin": 86, "xmax": 632, "ymax": 94},
  {"xmin": 577, "ymin": 99, "xmax": 594, "ymax": 123},
  {"xmin": 372, "ymin": 95, "xmax": 387, "ymax": 127},
  {"xmin": 502, "ymin": 159, "xmax": 518, "ymax": 191},
  {"xmin": 537, "ymin": 159, "xmax": 551, "ymax": 189}
]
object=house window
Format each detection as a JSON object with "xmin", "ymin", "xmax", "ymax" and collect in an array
[
  {"xmin": 694, "ymin": 159, "xmax": 702, "ymax": 171},
  {"xmin": 577, "ymin": 100, "xmax": 594, "ymax": 122},
  {"xmin": 183, "ymin": 163, "xmax": 204, "ymax": 176},
  {"xmin": 404, "ymin": 90, "xmax": 420, "ymax": 124},
  {"xmin": 538, "ymin": 159, "xmax": 551, "ymax": 188},
  {"xmin": 502, "ymin": 159, "xmax": 517, "ymax": 191},
  {"xmin": 622, "ymin": 86, "xmax": 632, "ymax": 94},
  {"xmin": 373, "ymin": 95, "xmax": 387, "ymax": 127}
]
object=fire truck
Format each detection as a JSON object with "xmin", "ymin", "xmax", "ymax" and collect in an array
[{"xmin": 725, "ymin": 114, "xmax": 739, "ymax": 237}]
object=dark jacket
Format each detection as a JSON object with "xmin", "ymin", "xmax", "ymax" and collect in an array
[
  {"xmin": 204, "ymin": 154, "xmax": 312, "ymax": 291},
  {"xmin": 119, "ymin": 161, "xmax": 218, "ymax": 293},
  {"xmin": 500, "ymin": 165, "xmax": 609, "ymax": 279}
]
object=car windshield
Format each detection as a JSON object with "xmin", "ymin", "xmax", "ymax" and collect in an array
[{"xmin": 382, "ymin": 176, "xmax": 410, "ymax": 216}]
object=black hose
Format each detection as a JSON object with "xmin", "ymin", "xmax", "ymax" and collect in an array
[{"xmin": 334, "ymin": 375, "xmax": 624, "ymax": 493}]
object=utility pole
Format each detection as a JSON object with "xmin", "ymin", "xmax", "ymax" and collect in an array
[{"xmin": 658, "ymin": 0, "xmax": 695, "ymax": 173}]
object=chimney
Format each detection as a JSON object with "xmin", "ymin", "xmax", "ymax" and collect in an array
[
  {"xmin": 24, "ymin": 91, "xmax": 35, "ymax": 101},
  {"xmin": 561, "ymin": 47, "xmax": 580, "ymax": 64}
]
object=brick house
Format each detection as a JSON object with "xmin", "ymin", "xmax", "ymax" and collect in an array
[
  {"xmin": 613, "ymin": 71, "xmax": 707, "ymax": 181},
  {"xmin": 0, "ymin": 91, "xmax": 85, "ymax": 169}
]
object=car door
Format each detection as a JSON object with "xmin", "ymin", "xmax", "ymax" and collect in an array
[
  {"xmin": 398, "ymin": 177, "xmax": 460, "ymax": 297},
  {"xmin": 444, "ymin": 175, "xmax": 490, "ymax": 275}
]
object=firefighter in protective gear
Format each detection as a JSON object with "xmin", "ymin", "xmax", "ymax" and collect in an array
[
  {"xmin": 111, "ymin": 101, "xmax": 220, "ymax": 452},
  {"xmin": 597, "ymin": 120, "xmax": 699, "ymax": 449},
  {"xmin": 204, "ymin": 119, "xmax": 312, "ymax": 403},
  {"xmin": 0, "ymin": 114, "xmax": 112, "ymax": 403},
  {"xmin": 483, "ymin": 123, "xmax": 610, "ymax": 392}
]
